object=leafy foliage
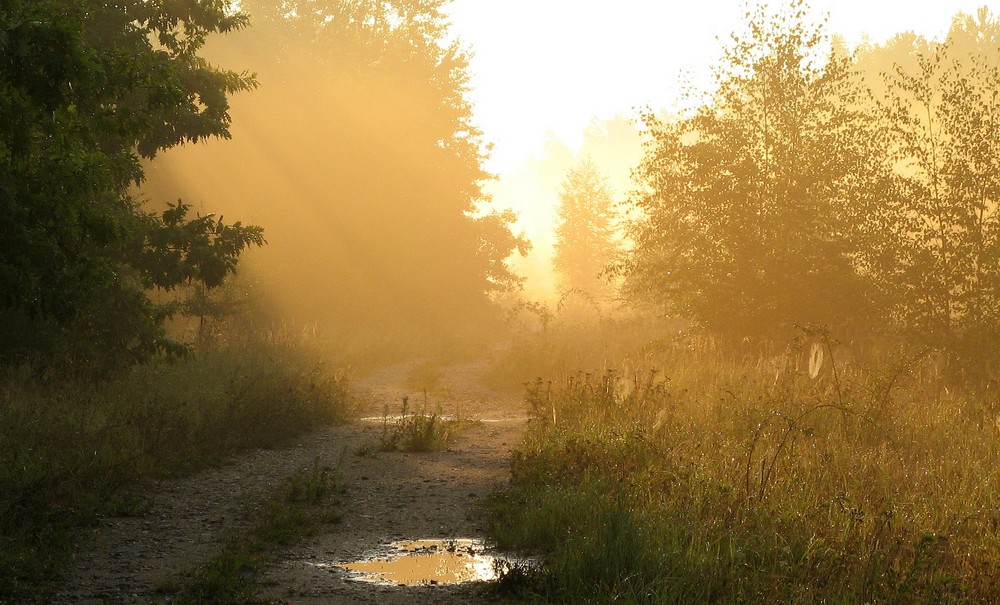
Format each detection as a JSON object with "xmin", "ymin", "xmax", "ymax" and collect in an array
[
  {"xmin": 621, "ymin": 2, "xmax": 1000, "ymax": 376},
  {"xmin": 0, "ymin": 0, "xmax": 262, "ymax": 370},
  {"xmin": 621, "ymin": 1, "xmax": 879, "ymax": 342},
  {"xmin": 150, "ymin": 0, "xmax": 527, "ymax": 335},
  {"xmin": 868, "ymin": 8, "xmax": 1000, "ymax": 376}
]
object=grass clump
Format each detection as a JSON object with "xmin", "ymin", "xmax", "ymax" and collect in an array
[
  {"xmin": 170, "ymin": 458, "xmax": 344, "ymax": 604},
  {"xmin": 488, "ymin": 342, "xmax": 1000, "ymax": 604},
  {"xmin": 376, "ymin": 395, "xmax": 463, "ymax": 452},
  {"xmin": 0, "ymin": 337, "xmax": 350, "ymax": 602}
]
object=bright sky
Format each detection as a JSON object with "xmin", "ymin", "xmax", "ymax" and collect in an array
[
  {"xmin": 444, "ymin": 0, "xmax": 999, "ymax": 298},
  {"xmin": 447, "ymin": 0, "xmax": 997, "ymax": 176}
]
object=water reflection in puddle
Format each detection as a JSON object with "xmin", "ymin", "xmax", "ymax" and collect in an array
[
  {"xmin": 334, "ymin": 539, "xmax": 502, "ymax": 586},
  {"xmin": 357, "ymin": 415, "xmax": 518, "ymax": 424},
  {"xmin": 358, "ymin": 414, "xmax": 461, "ymax": 423}
]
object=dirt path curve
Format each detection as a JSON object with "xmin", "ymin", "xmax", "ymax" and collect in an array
[{"xmin": 48, "ymin": 358, "xmax": 526, "ymax": 604}]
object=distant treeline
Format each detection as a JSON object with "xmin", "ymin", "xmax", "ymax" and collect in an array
[{"xmin": 616, "ymin": 2, "xmax": 1000, "ymax": 381}]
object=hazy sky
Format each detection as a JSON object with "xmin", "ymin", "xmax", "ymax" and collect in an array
[{"xmin": 447, "ymin": 0, "xmax": 996, "ymax": 175}]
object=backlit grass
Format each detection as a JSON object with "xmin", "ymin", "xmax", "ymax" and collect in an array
[
  {"xmin": 488, "ymin": 335, "xmax": 1000, "ymax": 603},
  {"xmin": 375, "ymin": 395, "xmax": 468, "ymax": 453}
]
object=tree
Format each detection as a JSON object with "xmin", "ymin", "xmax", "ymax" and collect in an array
[
  {"xmin": 143, "ymin": 0, "xmax": 526, "ymax": 336},
  {"xmin": 620, "ymin": 0, "xmax": 880, "ymax": 342},
  {"xmin": 0, "ymin": 0, "xmax": 263, "ymax": 370},
  {"xmin": 553, "ymin": 159, "xmax": 617, "ymax": 302},
  {"xmin": 872, "ymin": 7, "xmax": 1000, "ymax": 373}
]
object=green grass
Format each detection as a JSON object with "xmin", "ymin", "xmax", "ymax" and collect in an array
[
  {"xmin": 487, "ymin": 333, "xmax": 1000, "ymax": 604},
  {"xmin": 0, "ymin": 337, "xmax": 350, "ymax": 603},
  {"xmin": 168, "ymin": 458, "xmax": 344, "ymax": 604}
]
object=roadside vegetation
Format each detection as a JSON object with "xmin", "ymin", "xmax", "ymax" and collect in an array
[
  {"xmin": 2, "ymin": 0, "xmax": 510, "ymax": 600},
  {"xmin": 488, "ymin": 328, "xmax": 1000, "ymax": 603},
  {"xmin": 7, "ymin": 0, "xmax": 1000, "ymax": 602},
  {"xmin": 487, "ymin": 4, "xmax": 1000, "ymax": 602},
  {"xmin": 0, "ymin": 331, "xmax": 351, "ymax": 601},
  {"xmin": 371, "ymin": 395, "xmax": 473, "ymax": 453}
]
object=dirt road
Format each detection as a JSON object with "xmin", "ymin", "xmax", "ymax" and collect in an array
[{"xmin": 49, "ymin": 359, "xmax": 526, "ymax": 604}]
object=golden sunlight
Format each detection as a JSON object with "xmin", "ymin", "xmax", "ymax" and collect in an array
[
  {"xmin": 10, "ymin": 1, "xmax": 1000, "ymax": 601},
  {"xmin": 446, "ymin": 0, "xmax": 994, "ymax": 297}
]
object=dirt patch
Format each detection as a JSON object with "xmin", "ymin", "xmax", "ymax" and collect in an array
[{"xmin": 46, "ymin": 359, "xmax": 525, "ymax": 604}]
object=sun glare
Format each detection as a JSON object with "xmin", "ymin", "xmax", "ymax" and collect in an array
[
  {"xmin": 11, "ymin": 2, "xmax": 1000, "ymax": 600},
  {"xmin": 443, "ymin": 0, "xmax": 996, "ymax": 298},
  {"xmin": 448, "ymin": 0, "xmax": 989, "ymax": 176}
]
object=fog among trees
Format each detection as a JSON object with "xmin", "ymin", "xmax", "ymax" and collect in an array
[
  {"xmin": 6, "ymin": 0, "xmax": 999, "ymax": 367},
  {"xmin": 5, "ymin": 1, "xmax": 1000, "ymax": 602},
  {"xmin": 619, "ymin": 2, "xmax": 1000, "ymax": 379},
  {"xmin": 142, "ymin": 0, "xmax": 526, "ymax": 342}
]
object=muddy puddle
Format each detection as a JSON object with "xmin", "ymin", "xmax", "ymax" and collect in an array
[
  {"xmin": 358, "ymin": 413, "xmax": 462, "ymax": 423},
  {"xmin": 329, "ymin": 539, "xmax": 517, "ymax": 586},
  {"xmin": 357, "ymin": 414, "xmax": 514, "ymax": 424}
]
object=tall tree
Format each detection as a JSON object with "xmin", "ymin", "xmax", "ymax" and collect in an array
[
  {"xmin": 145, "ymin": 0, "xmax": 526, "ymax": 335},
  {"xmin": 0, "ymin": 0, "xmax": 263, "ymax": 370},
  {"xmin": 620, "ymin": 0, "xmax": 880, "ymax": 342},
  {"xmin": 873, "ymin": 7, "xmax": 1000, "ymax": 372},
  {"xmin": 553, "ymin": 159, "xmax": 617, "ymax": 302}
]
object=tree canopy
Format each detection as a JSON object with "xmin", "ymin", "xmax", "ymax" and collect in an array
[
  {"xmin": 620, "ymin": 1, "xmax": 1000, "ymax": 373},
  {"xmin": 621, "ymin": 1, "xmax": 879, "ymax": 342},
  {"xmin": 0, "ymin": 0, "xmax": 263, "ymax": 370},
  {"xmin": 869, "ymin": 8, "xmax": 1000, "ymax": 372},
  {"xmin": 143, "ymin": 0, "xmax": 526, "ymax": 336}
]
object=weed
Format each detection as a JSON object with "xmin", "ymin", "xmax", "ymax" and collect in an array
[
  {"xmin": 2, "ymin": 338, "xmax": 350, "ymax": 603},
  {"xmin": 376, "ymin": 395, "xmax": 463, "ymax": 452}
]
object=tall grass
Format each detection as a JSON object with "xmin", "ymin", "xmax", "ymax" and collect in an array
[
  {"xmin": 368, "ymin": 395, "xmax": 474, "ymax": 453},
  {"xmin": 0, "ymin": 335, "xmax": 350, "ymax": 602},
  {"xmin": 488, "ymin": 329, "xmax": 1000, "ymax": 604}
]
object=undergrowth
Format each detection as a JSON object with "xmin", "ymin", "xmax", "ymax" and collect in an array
[
  {"xmin": 488, "ymin": 330, "xmax": 1000, "ymax": 604},
  {"xmin": 0, "ymin": 337, "xmax": 350, "ymax": 603}
]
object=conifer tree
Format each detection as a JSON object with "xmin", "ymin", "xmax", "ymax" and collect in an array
[{"xmin": 553, "ymin": 160, "xmax": 617, "ymax": 303}]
